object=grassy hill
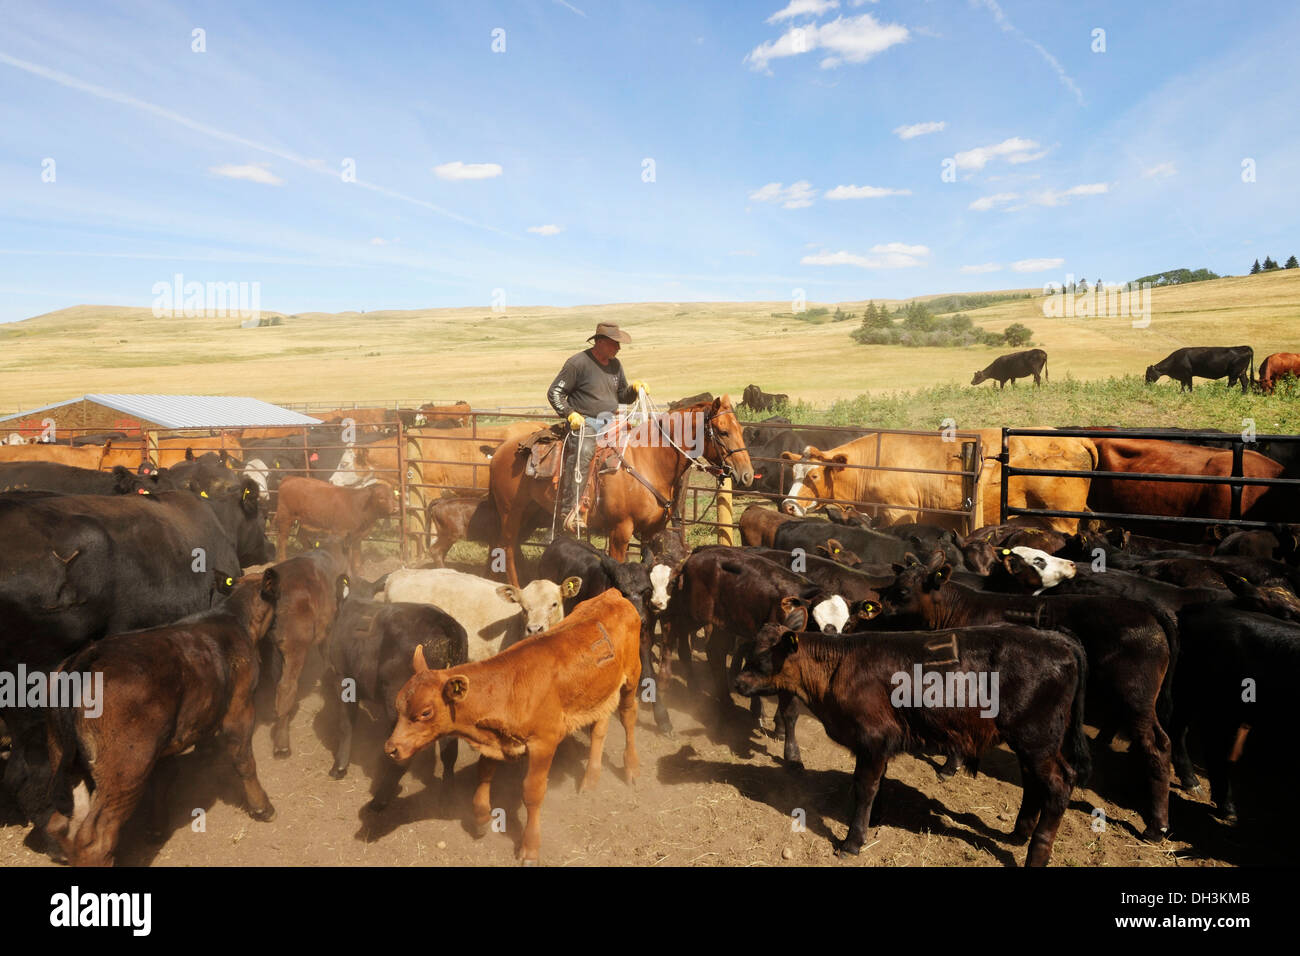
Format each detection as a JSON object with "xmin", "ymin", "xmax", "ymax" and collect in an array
[{"xmin": 2, "ymin": 269, "xmax": 1298, "ymax": 429}]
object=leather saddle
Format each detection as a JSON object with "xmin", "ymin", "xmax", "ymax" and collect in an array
[{"xmin": 516, "ymin": 423, "xmax": 569, "ymax": 482}]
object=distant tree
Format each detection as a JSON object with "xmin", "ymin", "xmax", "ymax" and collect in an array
[
  {"xmin": 833, "ymin": 306, "xmax": 846, "ymax": 322},
  {"xmin": 1078, "ymin": 278, "xmax": 1089, "ymax": 293},
  {"xmin": 1286, "ymin": 255, "xmax": 1299, "ymax": 269},
  {"xmin": 1251, "ymin": 259, "xmax": 1262, "ymax": 274},
  {"xmin": 1003, "ymin": 323, "xmax": 1033, "ymax": 347},
  {"xmin": 1264, "ymin": 256, "xmax": 1280, "ymax": 270},
  {"xmin": 1096, "ymin": 277, "xmax": 1102, "ymax": 290}
]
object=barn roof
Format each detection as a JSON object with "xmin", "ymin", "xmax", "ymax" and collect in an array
[{"xmin": 0, "ymin": 394, "xmax": 321, "ymax": 428}]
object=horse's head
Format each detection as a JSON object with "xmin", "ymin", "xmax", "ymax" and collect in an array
[{"xmin": 699, "ymin": 395, "xmax": 754, "ymax": 487}]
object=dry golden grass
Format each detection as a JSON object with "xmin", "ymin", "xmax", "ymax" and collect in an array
[{"xmin": 1, "ymin": 269, "xmax": 1298, "ymax": 412}]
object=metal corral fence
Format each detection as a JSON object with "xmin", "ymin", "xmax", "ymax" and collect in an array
[
  {"xmin": 1000, "ymin": 426, "xmax": 1300, "ymax": 529},
  {"xmin": 2, "ymin": 407, "xmax": 990, "ymax": 560}
]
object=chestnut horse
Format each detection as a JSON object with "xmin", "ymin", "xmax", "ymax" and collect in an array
[{"xmin": 489, "ymin": 396, "xmax": 754, "ymax": 587}]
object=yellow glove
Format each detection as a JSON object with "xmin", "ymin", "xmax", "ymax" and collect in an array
[
  {"xmin": 567, "ymin": 411, "xmax": 584, "ymax": 431},
  {"xmin": 631, "ymin": 380, "xmax": 648, "ymax": 394}
]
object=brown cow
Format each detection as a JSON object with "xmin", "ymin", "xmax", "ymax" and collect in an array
[
  {"xmin": 1258, "ymin": 352, "xmax": 1300, "ymax": 394},
  {"xmin": 738, "ymin": 503, "xmax": 796, "ymax": 547},
  {"xmin": 419, "ymin": 401, "xmax": 472, "ymax": 426},
  {"xmin": 274, "ymin": 476, "xmax": 397, "ymax": 567},
  {"xmin": 44, "ymin": 570, "xmax": 281, "ymax": 867},
  {"xmin": 423, "ymin": 495, "xmax": 499, "ymax": 566},
  {"xmin": 0, "ymin": 441, "xmax": 113, "ymax": 469},
  {"xmin": 1088, "ymin": 438, "xmax": 1286, "ymax": 536},
  {"xmin": 264, "ymin": 546, "xmax": 347, "ymax": 756},
  {"xmin": 384, "ymin": 589, "xmax": 642, "ymax": 865}
]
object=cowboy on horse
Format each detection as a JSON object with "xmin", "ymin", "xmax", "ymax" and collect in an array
[{"xmin": 546, "ymin": 322, "xmax": 647, "ymax": 533}]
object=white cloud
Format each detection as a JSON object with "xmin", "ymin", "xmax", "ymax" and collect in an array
[
  {"xmin": 210, "ymin": 163, "xmax": 283, "ymax": 185},
  {"xmin": 746, "ymin": 14, "xmax": 909, "ymax": 72},
  {"xmin": 1143, "ymin": 162, "xmax": 1177, "ymax": 179},
  {"xmin": 729, "ymin": 249, "xmax": 758, "ymax": 256},
  {"xmin": 766, "ymin": 0, "xmax": 838, "ymax": 22},
  {"xmin": 1032, "ymin": 182, "xmax": 1109, "ymax": 206},
  {"xmin": 750, "ymin": 180, "xmax": 817, "ymax": 208},
  {"xmin": 433, "ymin": 161, "xmax": 503, "ymax": 181},
  {"xmin": 527, "ymin": 224, "xmax": 563, "ymax": 236},
  {"xmin": 893, "ymin": 120, "xmax": 946, "ymax": 140},
  {"xmin": 554, "ymin": 0, "xmax": 587, "ymax": 16},
  {"xmin": 803, "ymin": 242, "xmax": 928, "ymax": 268},
  {"xmin": 1011, "ymin": 257, "xmax": 1064, "ymax": 272},
  {"xmin": 961, "ymin": 263, "xmax": 1002, "ymax": 274},
  {"xmin": 953, "ymin": 137, "xmax": 1044, "ymax": 171},
  {"xmin": 369, "ymin": 237, "xmax": 399, "ymax": 245},
  {"xmin": 824, "ymin": 184, "xmax": 911, "ymax": 199},
  {"xmin": 968, "ymin": 192, "xmax": 1020, "ymax": 211}
]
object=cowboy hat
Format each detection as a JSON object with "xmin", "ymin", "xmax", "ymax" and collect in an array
[{"xmin": 587, "ymin": 322, "xmax": 632, "ymax": 344}]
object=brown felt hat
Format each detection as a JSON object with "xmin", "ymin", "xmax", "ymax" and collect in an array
[{"xmin": 587, "ymin": 322, "xmax": 632, "ymax": 344}]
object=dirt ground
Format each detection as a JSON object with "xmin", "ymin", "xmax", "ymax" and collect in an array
[{"xmin": 0, "ymin": 554, "xmax": 1286, "ymax": 869}]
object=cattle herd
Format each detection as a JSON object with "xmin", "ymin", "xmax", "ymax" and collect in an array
[{"xmin": 2, "ymin": 387, "xmax": 1300, "ymax": 868}]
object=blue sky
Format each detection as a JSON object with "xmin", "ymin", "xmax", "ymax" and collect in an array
[{"xmin": 2, "ymin": 0, "xmax": 1298, "ymax": 323}]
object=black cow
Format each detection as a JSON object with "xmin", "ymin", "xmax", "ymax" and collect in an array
[
  {"xmin": 324, "ymin": 574, "xmax": 467, "ymax": 808},
  {"xmin": 971, "ymin": 349, "xmax": 1048, "ymax": 388},
  {"xmin": 877, "ymin": 550, "xmax": 1173, "ymax": 841},
  {"xmin": 0, "ymin": 490, "xmax": 251, "ymax": 829},
  {"xmin": 1171, "ymin": 599, "xmax": 1300, "ymax": 823},
  {"xmin": 741, "ymin": 384, "xmax": 790, "ymax": 413},
  {"xmin": 537, "ymin": 536, "xmax": 671, "ymax": 733},
  {"xmin": 774, "ymin": 517, "xmax": 966, "ymax": 569},
  {"xmin": 739, "ymin": 418, "xmax": 850, "ymax": 498},
  {"xmin": 1145, "ymin": 346, "xmax": 1254, "ymax": 393},
  {"xmin": 734, "ymin": 621, "xmax": 1089, "ymax": 865},
  {"xmin": 0, "ymin": 461, "xmax": 158, "ymax": 496}
]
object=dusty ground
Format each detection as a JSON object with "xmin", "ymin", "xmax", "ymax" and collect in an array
[{"xmin": 0, "ymin": 552, "xmax": 1286, "ymax": 869}]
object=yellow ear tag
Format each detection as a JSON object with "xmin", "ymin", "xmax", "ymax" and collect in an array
[
  {"xmin": 200, "ymin": 490, "xmax": 209, "ymax": 498},
  {"xmin": 225, "ymin": 577, "xmax": 233, "ymax": 587}
]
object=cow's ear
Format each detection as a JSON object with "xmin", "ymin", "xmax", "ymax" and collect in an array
[
  {"xmin": 260, "ymin": 567, "xmax": 280, "ymax": 603},
  {"xmin": 890, "ymin": 562, "xmax": 905, "ymax": 576},
  {"xmin": 411, "ymin": 645, "xmax": 429, "ymax": 673},
  {"xmin": 561, "ymin": 576, "xmax": 583, "ymax": 598},
  {"xmin": 903, "ymin": 552, "xmax": 921, "ymax": 568},
  {"xmin": 824, "ymin": 453, "xmax": 849, "ymax": 473},
  {"xmin": 929, "ymin": 564, "xmax": 952, "ymax": 590},
  {"xmin": 779, "ymin": 450, "xmax": 802, "ymax": 462},
  {"xmin": 856, "ymin": 601, "xmax": 881, "ymax": 621},
  {"xmin": 443, "ymin": 675, "xmax": 469, "ymax": 703},
  {"xmin": 496, "ymin": 585, "xmax": 520, "ymax": 604},
  {"xmin": 780, "ymin": 596, "xmax": 810, "ymax": 630},
  {"xmin": 336, "ymin": 574, "xmax": 350, "ymax": 604},
  {"xmin": 826, "ymin": 538, "xmax": 846, "ymax": 557},
  {"xmin": 782, "ymin": 631, "xmax": 800, "ymax": 652},
  {"xmin": 185, "ymin": 447, "xmax": 195, "ymax": 461}
]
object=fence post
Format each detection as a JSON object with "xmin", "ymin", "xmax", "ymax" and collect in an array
[
  {"xmin": 1230, "ymin": 441, "xmax": 1245, "ymax": 521},
  {"xmin": 717, "ymin": 477, "xmax": 734, "ymax": 546},
  {"xmin": 999, "ymin": 428, "xmax": 1010, "ymax": 524},
  {"xmin": 960, "ymin": 440, "xmax": 978, "ymax": 535},
  {"xmin": 397, "ymin": 420, "xmax": 407, "ymax": 563}
]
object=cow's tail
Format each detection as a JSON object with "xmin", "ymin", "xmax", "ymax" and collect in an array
[
  {"xmin": 1250, "ymin": 348, "xmax": 1256, "ymax": 387},
  {"xmin": 1060, "ymin": 632, "xmax": 1092, "ymax": 788},
  {"xmin": 1148, "ymin": 604, "xmax": 1180, "ymax": 733}
]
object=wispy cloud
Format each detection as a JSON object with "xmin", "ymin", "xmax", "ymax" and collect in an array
[
  {"xmin": 968, "ymin": 192, "xmax": 1019, "ymax": 211},
  {"xmin": 750, "ymin": 181, "xmax": 817, "ymax": 208},
  {"xmin": 1143, "ymin": 162, "xmax": 1177, "ymax": 179},
  {"xmin": 954, "ymin": 137, "xmax": 1045, "ymax": 171},
  {"xmin": 0, "ymin": 52, "xmax": 510, "ymax": 236},
  {"xmin": 433, "ymin": 161, "xmax": 503, "ymax": 181},
  {"xmin": 960, "ymin": 262, "xmax": 1002, "ymax": 273},
  {"xmin": 729, "ymin": 249, "xmax": 758, "ymax": 256},
  {"xmin": 893, "ymin": 120, "xmax": 946, "ymax": 140},
  {"xmin": 746, "ymin": 13, "xmax": 909, "ymax": 72},
  {"xmin": 369, "ymin": 237, "xmax": 398, "ymax": 246},
  {"xmin": 971, "ymin": 0, "xmax": 1083, "ymax": 105},
  {"xmin": 1032, "ymin": 182, "xmax": 1109, "ymax": 206},
  {"xmin": 803, "ymin": 242, "xmax": 929, "ymax": 268},
  {"xmin": 210, "ymin": 163, "xmax": 283, "ymax": 185},
  {"xmin": 1011, "ymin": 257, "xmax": 1064, "ymax": 272},
  {"xmin": 528, "ymin": 224, "xmax": 563, "ymax": 236},
  {"xmin": 554, "ymin": 0, "xmax": 587, "ymax": 16},
  {"xmin": 825, "ymin": 184, "xmax": 911, "ymax": 199},
  {"xmin": 767, "ymin": 0, "xmax": 839, "ymax": 23}
]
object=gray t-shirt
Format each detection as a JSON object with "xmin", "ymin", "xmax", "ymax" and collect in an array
[{"xmin": 547, "ymin": 349, "xmax": 637, "ymax": 418}]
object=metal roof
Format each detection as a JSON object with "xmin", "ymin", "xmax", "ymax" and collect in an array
[{"xmin": 0, "ymin": 394, "xmax": 322, "ymax": 428}]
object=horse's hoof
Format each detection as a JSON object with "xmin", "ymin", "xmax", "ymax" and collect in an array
[
  {"xmin": 250, "ymin": 804, "xmax": 276, "ymax": 823},
  {"xmin": 784, "ymin": 760, "xmax": 805, "ymax": 775},
  {"xmin": 273, "ymin": 746, "xmax": 290, "ymax": 759},
  {"xmin": 472, "ymin": 819, "xmax": 490, "ymax": 839},
  {"xmin": 1140, "ymin": 825, "xmax": 1168, "ymax": 843},
  {"xmin": 329, "ymin": 765, "xmax": 347, "ymax": 780},
  {"xmin": 521, "ymin": 858, "xmax": 538, "ymax": 867},
  {"xmin": 834, "ymin": 840, "xmax": 862, "ymax": 858}
]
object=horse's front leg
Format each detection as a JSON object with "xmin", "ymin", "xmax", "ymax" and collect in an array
[{"xmin": 608, "ymin": 518, "xmax": 634, "ymax": 561}]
